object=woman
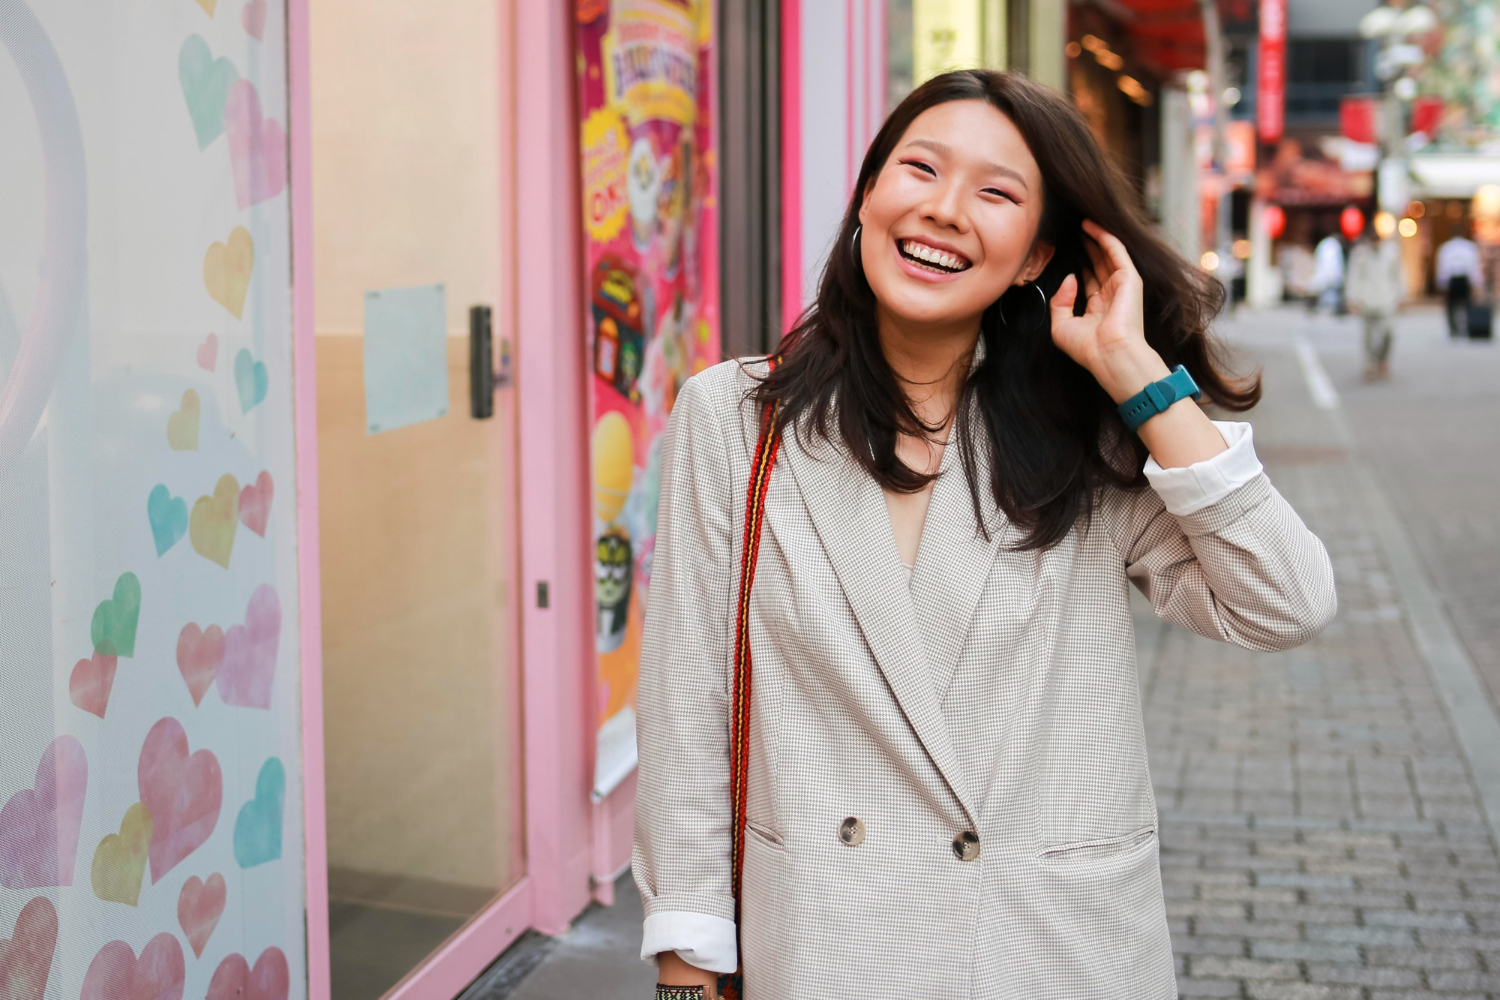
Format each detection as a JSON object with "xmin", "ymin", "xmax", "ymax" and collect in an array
[{"xmin": 634, "ymin": 70, "xmax": 1335, "ymax": 999}]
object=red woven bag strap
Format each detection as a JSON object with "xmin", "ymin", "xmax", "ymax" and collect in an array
[{"xmin": 723, "ymin": 367, "xmax": 781, "ymax": 999}]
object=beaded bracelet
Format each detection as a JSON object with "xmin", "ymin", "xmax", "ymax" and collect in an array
[{"xmin": 655, "ymin": 987, "xmax": 706, "ymax": 999}]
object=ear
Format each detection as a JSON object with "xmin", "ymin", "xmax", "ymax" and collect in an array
[
  {"xmin": 858, "ymin": 181, "xmax": 874, "ymax": 227},
  {"xmin": 1014, "ymin": 241, "xmax": 1055, "ymax": 285}
]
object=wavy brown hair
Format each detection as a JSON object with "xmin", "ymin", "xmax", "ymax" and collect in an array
[{"xmin": 754, "ymin": 69, "xmax": 1258, "ymax": 550}]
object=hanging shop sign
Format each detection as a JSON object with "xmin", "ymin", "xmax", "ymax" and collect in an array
[
  {"xmin": 574, "ymin": 0, "xmax": 721, "ymax": 799},
  {"xmin": 1257, "ymin": 0, "xmax": 1286, "ymax": 143}
]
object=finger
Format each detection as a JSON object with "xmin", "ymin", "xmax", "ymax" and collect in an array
[
  {"xmin": 1082, "ymin": 220, "xmax": 1139, "ymax": 280},
  {"xmin": 1083, "ymin": 235, "xmax": 1111, "ymax": 280},
  {"xmin": 1050, "ymin": 273, "xmax": 1078, "ymax": 319},
  {"xmin": 1083, "ymin": 244, "xmax": 1106, "ymax": 297}
]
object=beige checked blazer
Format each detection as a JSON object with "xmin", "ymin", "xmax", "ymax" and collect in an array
[{"xmin": 633, "ymin": 358, "xmax": 1337, "ymax": 999}]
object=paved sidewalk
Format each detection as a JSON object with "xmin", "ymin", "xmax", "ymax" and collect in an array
[
  {"xmin": 1160, "ymin": 311, "xmax": 1500, "ymax": 999},
  {"xmin": 487, "ymin": 310, "xmax": 1500, "ymax": 1000}
]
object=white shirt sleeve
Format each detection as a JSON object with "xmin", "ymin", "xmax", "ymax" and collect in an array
[
  {"xmin": 1142, "ymin": 420, "xmax": 1264, "ymax": 516},
  {"xmin": 640, "ymin": 911, "xmax": 738, "ymax": 975}
]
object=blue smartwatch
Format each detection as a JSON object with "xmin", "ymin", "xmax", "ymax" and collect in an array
[{"xmin": 1117, "ymin": 364, "xmax": 1201, "ymax": 431}]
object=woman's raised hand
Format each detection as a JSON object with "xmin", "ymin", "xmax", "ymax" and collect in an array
[{"xmin": 1048, "ymin": 219, "xmax": 1169, "ymax": 404}]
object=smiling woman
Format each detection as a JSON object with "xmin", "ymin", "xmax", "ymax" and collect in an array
[{"xmin": 635, "ymin": 69, "xmax": 1336, "ymax": 1000}]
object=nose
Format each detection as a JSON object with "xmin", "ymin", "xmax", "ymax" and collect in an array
[{"xmin": 921, "ymin": 176, "xmax": 968, "ymax": 233}]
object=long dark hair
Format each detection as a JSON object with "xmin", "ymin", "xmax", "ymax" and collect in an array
[{"xmin": 754, "ymin": 69, "xmax": 1258, "ymax": 550}]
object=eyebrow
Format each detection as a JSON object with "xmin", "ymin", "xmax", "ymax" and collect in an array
[{"xmin": 901, "ymin": 138, "xmax": 1030, "ymax": 191}]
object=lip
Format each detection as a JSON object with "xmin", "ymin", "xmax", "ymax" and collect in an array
[{"xmin": 891, "ymin": 237, "xmax": 969, "ymax": 283}]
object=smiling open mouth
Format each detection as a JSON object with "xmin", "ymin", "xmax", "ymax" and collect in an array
[{"xmin": 898, "ymin": 239, "xmax": 972, "ymax": 275}]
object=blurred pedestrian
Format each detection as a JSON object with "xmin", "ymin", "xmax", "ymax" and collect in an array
[
  {"xmin": 1346, "ymin": 229, "xmax": 1403, "ymax": 381},
  {"xmin": 1310, "ymin": 230, "xmax": 1345, "ymax": 314},
  {"xmin": 636, "ymin": 69, "xmax": 1336, "ymax": 1000},
  {"xmin": 1436, "ymin": 226, "xmax": 1483, "ymax": 337}
]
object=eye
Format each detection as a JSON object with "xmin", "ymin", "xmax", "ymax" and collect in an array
[
  {"xmin": 898, "ymin": 158, "xmax": 935, "ymax": 176},
  {"xmin": 982, "ymin": 187, "xmax": 1016, "ymax": 203}
]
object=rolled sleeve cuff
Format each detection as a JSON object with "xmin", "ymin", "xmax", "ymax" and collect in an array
[
  {"xmin": 1143, "ymin": 420, "xmax": 1264, "ymax": 516},
  {"xmin": 641, "ymin": 911, "xmax": 738, "ymax": 974}
]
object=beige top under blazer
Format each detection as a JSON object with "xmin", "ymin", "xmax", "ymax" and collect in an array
[{"xmin": 633, "ymin": 358, "xmax": 1337, "ymax": 999}]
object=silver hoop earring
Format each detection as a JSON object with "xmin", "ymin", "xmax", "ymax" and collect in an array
[
  {"xmin": 998, "ymin": 281, "xmax": 1048, "ymax": 332},
  {"xmin": 851, "ymin": 225, "xmax": 862, "ymax": 256}
]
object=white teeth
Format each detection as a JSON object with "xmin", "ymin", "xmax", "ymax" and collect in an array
[{"xmin": 902, "ymin": 240, "xmax": 968, "ymax": 272}]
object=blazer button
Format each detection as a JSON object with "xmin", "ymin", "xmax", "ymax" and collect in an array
[
  {"xmin": 838, "ymin": 817, "xmax": 865, "ymax": 847},
  {"xmin": 952, "ymin": 831, "xmax": 981, "ymax": 861}
]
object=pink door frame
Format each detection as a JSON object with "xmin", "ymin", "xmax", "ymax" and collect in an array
[{"xmin": 288, "ymin": 2, "xmax": 608, "ymax": 998}]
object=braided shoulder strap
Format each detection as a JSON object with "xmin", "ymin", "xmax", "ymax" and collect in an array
[{"xmin": 719, "ymin": 385, "xmax": 781, "ymax": 1000}]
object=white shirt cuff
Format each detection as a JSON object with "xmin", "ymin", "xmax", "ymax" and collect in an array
[
  {"xmin": 1142, "ymin": 420, "xmax": 1264, "ymax": 516},
  {"xmin": 640, "ymin": 911, "xmax": 738, "ymax": 974}
]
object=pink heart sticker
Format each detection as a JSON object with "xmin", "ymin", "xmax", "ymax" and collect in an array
[
  {"xmin": 0, "ymin": 736, "xmax": 87, "ymax": 889},
  {"xmin": 178, "ymin": 872, "xmax": 226, "ymax": 957},
  {"xmin": 225, "ymin": 80, "xmax": 286, "ymax": 210},
  {"xmin": 176, "ymin": 623, "xmax": 225, "ymax": 706},
  {"xmin": 239, "ymin": 471, "xmax": 273, "ymax": 537},
  {"xmin": 69, "ymin": 652, "xmax": 118, "ymax": 718},
  {"xmin": 241, "ymin": 0, "xmax": 266, "ymax": 40},
  {"xmin": 0, "ymin": 896, "xmax": 58, "ymax": 1000},
  {"xmin": 137, "ymin": 718, "xmax": 221, "ymax": 884},
  {"xmin": 80, "ymin": 934, "xmax": 184, "ymax": 1000},
  {"xmin": 219, "ymin": 585, "xmax": 280, "ymax": 709},
  {"xmin": 206, "ymin": 947, "xmax": 288, "ymax": 1000},
  {"xmin": 197, "ymin": 333, "xmax": 218, "ymax": 371}
]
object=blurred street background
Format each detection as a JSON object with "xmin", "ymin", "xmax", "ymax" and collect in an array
[{"xmin": 4, "ymin": 0, "xmax": 1500, "ymax": 999}]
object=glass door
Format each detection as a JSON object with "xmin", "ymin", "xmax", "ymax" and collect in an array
[{"xmin": 307, "ymin": 1, "xmax": 521, "ymax": 996}]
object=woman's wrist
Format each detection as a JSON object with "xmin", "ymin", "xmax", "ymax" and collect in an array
[{"xmin": 1089, "ymin": 342, "xmax": 1172, "ymax": 405}]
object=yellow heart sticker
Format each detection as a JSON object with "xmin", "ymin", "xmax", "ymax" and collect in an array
[
  {"xmin": 92, "ymin": 802, "xmax": 153, "ymax": 906},
  {"xmin": 167, "ymin": 389, "xmax": 200, "ymax": 451},
  {"xmin": 203, "ymin": 226, "xmax": 254, "ymax": 319},
  {"xmin": 190, "ymin": 473, "xmax": 240, "ymax": 568}
]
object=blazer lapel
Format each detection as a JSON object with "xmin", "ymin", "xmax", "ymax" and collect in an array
[
  {"xmin": 909, "ymin": 423, "xmax": 1011, "ymax": 698},
  {"xmin": 780, "ymin": 420, "xmax": 978, "ymax": 826}
]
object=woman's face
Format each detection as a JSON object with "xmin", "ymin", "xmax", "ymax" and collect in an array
[{"xmin": 858, "ymin": 100, "xmax": 1053, "ymax": 332}]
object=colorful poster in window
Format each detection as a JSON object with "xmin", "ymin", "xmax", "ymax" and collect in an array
[
  {"xmin": 574, "ymin": 0, "xmax": 720, "ymax": 798},
  {"xmin": 0, "ymin": 0, "xmax": 305, "ymax": 996}
]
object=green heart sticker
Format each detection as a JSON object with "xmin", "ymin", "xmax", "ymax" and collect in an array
[
  {"xmin": 91, "ymin": 572, "xmax": 142, "ymax": 658},
  {"xmin": 179, "ymin": 35, "xmax": 239, "ymax": 150}
]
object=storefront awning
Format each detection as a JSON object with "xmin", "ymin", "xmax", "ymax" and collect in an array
[
  {"xmin": 1104, "ymin": 0, "xmax": 1207, "ymax": 73},
  {"xmin": 1408, "ymin": 153, "xmax": 1500, "ymax": 199}
]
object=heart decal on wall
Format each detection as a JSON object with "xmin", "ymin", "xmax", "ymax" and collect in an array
[
  {"xmin": 190, "ymin": 473, "xmax": 239, "ymax": 568},
  {"xmin": 148, "ymin": 485, "xmax": 189, "ymax": 557},
  {"xmin": 239, "ymin": 471, "xmax": 273, "ymax": 536},
  {"xmin": 220, "ymin": 584, "xmax": 280, "ymax": 709},
  {"xmin": 167, "ymin": 389, "xmax": 199, "ymax": 451},
  {"xmin": 0, "ymin": 896, "xmax": 59, "ymax": 1000},
  {"xmin": 69, "ymin": 652, "xmax": 118, "ymax": 718},
  {"xmin": 235, "ymin": 348, "xmax": 268, "ymax": 413},
  {"xmin": 178, "ymin": 35, "xmax": 238, "ymax": 150},
  {"xmin": 206, "ymin": 947, "xmax": 289, "ymax": 1000},
  {"xmin": 233, "ymin": 758, "xmax": 283, "ymax": 868},
  {"xmin": 204, "ymin": 226, "xmax": 254, "ymax": 319},
  {"xmin": 198, "ymin": 332, "xmax": 219, "ymax": 371},
  {"xmin": 178, "ymin": 872, "xmax": 226, "ymax": 957},
  {"xmin": 241, "ymin": 0, "xmax": 267, "ymax": 40},
  {"xmin": 138, "ymin": 717, "xmax": 222, "ymax": 884},
  {"xmin": 225, "ymin": 80, "xmax": 286, "ymax": 209},
  {"xmin": 80, "ymin": 934, "xmax": 185, "ymax": 1000},
  {"xmin": 177, "ymin": 622, "xmax": 226, "ymax": 706},
  {"xmin": 0, "ymin": 736, "xmax": 87, "ymax": 889},
  {"xmin": 91, "ymin": 572, "xmax": 141, "ymax": 657},
  {"xmin": 90, "ymin": 802, "xmax": 152, "ymax": 906}
]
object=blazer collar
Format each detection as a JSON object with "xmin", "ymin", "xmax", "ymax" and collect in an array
[{"xmin": 779, "ymin": 413, "xmax": 995, "ymax": 827}]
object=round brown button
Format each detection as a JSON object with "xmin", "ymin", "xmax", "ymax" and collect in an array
[
  {"xmin": 952, "ymin": 831, "xmax": 981, "ymax": 861},
  {"xmin": 838, "ymin": 817, "xmax": 865, "ymax": 847}
]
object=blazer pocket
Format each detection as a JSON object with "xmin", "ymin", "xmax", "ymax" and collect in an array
[
  {"xmin": 1037, "ymin": 826, "xmax": 1156, "ymax": 865},
  {"xmin": 744, "ymin": 819, "xmax": 786, "ymax": 852}
]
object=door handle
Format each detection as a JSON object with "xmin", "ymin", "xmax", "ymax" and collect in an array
[{"xmin": 469, "ymin": 304, "xmax": 511, "ymax": 419}]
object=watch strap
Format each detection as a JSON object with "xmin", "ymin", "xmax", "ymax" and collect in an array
[{"xmin": 1117, "ymin": 364, "xmax": 1201, "ymax": 431}]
